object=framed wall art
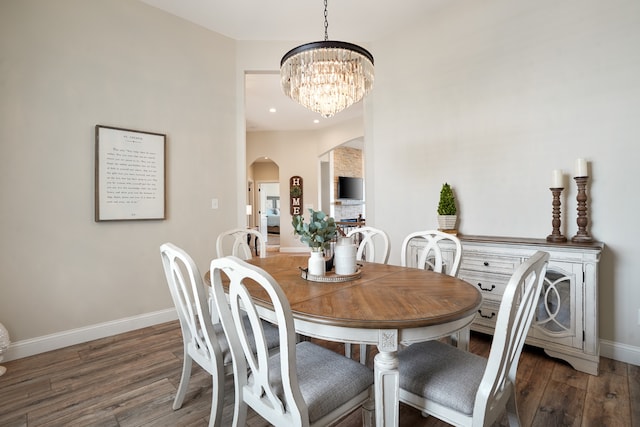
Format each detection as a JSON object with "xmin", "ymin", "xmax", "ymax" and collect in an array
[{"xmin": 95, "ymin": 125, "xmax": 166, "ymax": 221}]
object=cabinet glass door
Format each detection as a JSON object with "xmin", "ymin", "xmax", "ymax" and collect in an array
[{"xmin": 530, "ymin": 261, "xmax": 583, "ymax": 349}]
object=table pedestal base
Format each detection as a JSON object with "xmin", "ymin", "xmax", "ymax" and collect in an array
[{"xmin": 375, "ymin": 328, "xmax": 400, "ymax": 426}]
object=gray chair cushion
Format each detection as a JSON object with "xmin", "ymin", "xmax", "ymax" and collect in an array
[
  {"xmin": 398, "ymin": 340, "xmax": 487, "ymax": 415},
  {"xmin": 265, "ymin": 341, "xmax": 373, "ymax": 423},
  {"xmin": 213, "ymin": 315, "xmax": 280, "ymax": 364}
]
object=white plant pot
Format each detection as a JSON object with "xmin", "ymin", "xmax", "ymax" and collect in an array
[
  {"xmin": 437, "ymin": 215, "xmax": 457, "ymax": 230},
  {"xmin": 308, "ymin": 250, "xmax": 326, "ymax": 276}
]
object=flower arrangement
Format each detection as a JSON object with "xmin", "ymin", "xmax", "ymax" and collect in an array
[{"xmin": 292, "ymin": 208, "xmax": 337, "ymax": 251}]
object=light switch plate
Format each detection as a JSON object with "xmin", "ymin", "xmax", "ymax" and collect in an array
[{"xmin": 211, "ymin": 198, "xmax": 219, "ymax": 209}]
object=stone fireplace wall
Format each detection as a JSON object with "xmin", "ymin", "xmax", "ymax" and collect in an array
[{"xmin": 333, "ymin": 146, "xmax": 364, "ymax": 221}]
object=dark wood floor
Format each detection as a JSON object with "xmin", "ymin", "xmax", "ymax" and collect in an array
[{"xmin": 1, "ymin": 320, "xmax": 638, "ymax": 426}]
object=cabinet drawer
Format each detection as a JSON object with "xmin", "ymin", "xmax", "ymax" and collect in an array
[
  {"xmin": 461, "ymin": 254, "xmax": 520, "ymax": 275},
  {"xmin": 473, "ymin": 300, "xmax": 501, "ymax": 329},
  {"xmin": 459, "ymin": 270, "xmax": 511, "ymax": 298}
]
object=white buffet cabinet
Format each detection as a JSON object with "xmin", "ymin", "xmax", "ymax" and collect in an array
[{"xmin": 407, "ymin": 235, "xmax": 603, "ymax": 375}]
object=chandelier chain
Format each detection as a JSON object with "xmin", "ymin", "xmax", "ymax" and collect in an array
[{"xmin": 324, "ymin": 0, "xmax": 329, "ymax": 41}]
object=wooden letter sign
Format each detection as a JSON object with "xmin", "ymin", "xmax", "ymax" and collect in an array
[{"xmin": 289, "ymin": 176, "xmax": 303, "ymax": 216}]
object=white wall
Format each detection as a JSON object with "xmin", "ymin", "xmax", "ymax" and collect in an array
[
  {"xmin": 369, "ymin": 0, "xmax": 640, "ymax": 353},
  {"xmin": 0, "ymin": 1, "xmax": 238, "ymax": 350}
]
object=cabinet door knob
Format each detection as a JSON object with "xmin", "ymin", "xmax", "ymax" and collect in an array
[
  {"xmin": 477, "ymin": 282, "xmax": 496, "ymax": 291},
  {"xmin": 483, "ymin": 261, "xmax": 489, "ymax": 266}
]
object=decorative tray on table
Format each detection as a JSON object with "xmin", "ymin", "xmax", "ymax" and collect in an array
[{"xmin": 299, "ymin": 264, "xmax": 363, "ymax": 283}]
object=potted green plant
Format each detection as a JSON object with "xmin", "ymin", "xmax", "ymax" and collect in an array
[
  {"xmin": 292, "ymin": 209, "xmax": 338, "ymax": 276},
  {"xmin": 437, "ymin": 183, "xmax": 458, "ymax": 231}
]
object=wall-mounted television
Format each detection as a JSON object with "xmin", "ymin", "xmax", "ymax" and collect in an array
[{"xmin": 337, "ymin": 176, "xmax": 364, "ymax": 200}]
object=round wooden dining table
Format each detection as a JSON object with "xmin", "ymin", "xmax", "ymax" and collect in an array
[{"xmin": 208, "ymin": 255, "xmax": 482, "ymax": 427}]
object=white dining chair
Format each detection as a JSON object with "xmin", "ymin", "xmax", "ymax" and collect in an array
[
  {"xmin": 400, "ymin": 229, "xmax": 462, "ymax": 275},
  {"xmin": 210, "ymin": 255, "xmax": 374, "ymax": 427},
  {"xmin": 398, "ymin": 251, "xmax": 549, "ymax": 427},
  {"xmin": 344, "ymin": 226, "xmax": 391, "ymax": 364},
  {"xmin": 400, "ymin": 229, "xmax": 466, "ymax": 349},
  {"xmin": 216, "ymin": 228, "xmax": 265, "ymax": 260},
  {"xmin": 346, "ymin": 225, "xmax": 391, "ymax": 264},
  {"xmin": 160, "ymin": 243, "xmax": 278, "ymax": 426}
]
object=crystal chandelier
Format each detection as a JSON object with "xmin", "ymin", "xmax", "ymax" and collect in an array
[{"xmin": 280, "ymin": 0, "xmax": 374, "ymax": 118}]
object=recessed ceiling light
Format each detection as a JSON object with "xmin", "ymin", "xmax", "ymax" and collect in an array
[
  {"xmin": 269, "ymin": 108, "xmax": 276, "ymax": 113},
  {"xmin": 313, "ymin": 119, "xmax": 320, "ymax": 124}
]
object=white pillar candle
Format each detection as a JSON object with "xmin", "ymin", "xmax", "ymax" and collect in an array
[
  {"xmin": 551, "ymin": 169, "xmax": 563, "ymax": 188},
  {"xmin": 575, "ymin": 158, "xmax": 588, "ymax": 177}
]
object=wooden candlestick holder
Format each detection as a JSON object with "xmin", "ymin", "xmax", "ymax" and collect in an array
[
  {"xmin": 571, "ymin": 176, "xmax": 593, "ymax": 243},
  {"xmin": 547, "ymin": 188, "xmax": 567, "ymax": 243}
]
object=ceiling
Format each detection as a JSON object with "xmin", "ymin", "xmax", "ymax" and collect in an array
[
  {"xmin": 139, "ymin": 0, "xmax": 446, "ymax": 132},
  {"xmin": 243, "ymin": 73, "xmax": 362, "ymax": 132},
  {"xmin": 138, "ymin": 0, "xmax": 444, "ymax": 42}
]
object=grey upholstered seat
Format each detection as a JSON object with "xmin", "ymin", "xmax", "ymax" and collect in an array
[
  {"xmin": 397, "ymin": 251, "xmax": 549, "ymax": 427},
  {"xmin": 265, "ymin": 341, "xmax": 374, "ymax": 424},
  {"xmin": 210, "ymin": 255, "xmax": 374, "ymax": 427},
  {"xmin": 399, "ymin": 340, "xmax": 487, "ymax": 415}
]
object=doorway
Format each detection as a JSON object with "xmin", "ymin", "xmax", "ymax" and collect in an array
[
  {"xmin": 248, "ymin": 159, "xmax": 280, "ymax": 248},
  {"xmin": 259, "ymin": 181, "xmax": 280, "ymax": 237}
]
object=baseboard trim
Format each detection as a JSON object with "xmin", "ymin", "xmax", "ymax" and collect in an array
[
  {"xmin": 4, "ymin": 310, "xmax": 640, "ymax": 368},
  {"xmin": 600, "ymin": 339, "xmax": 640, "ymax": 366},
  {"xmin": 3, "ymin": 308, "xmax": 177, "ymax": 362}
]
